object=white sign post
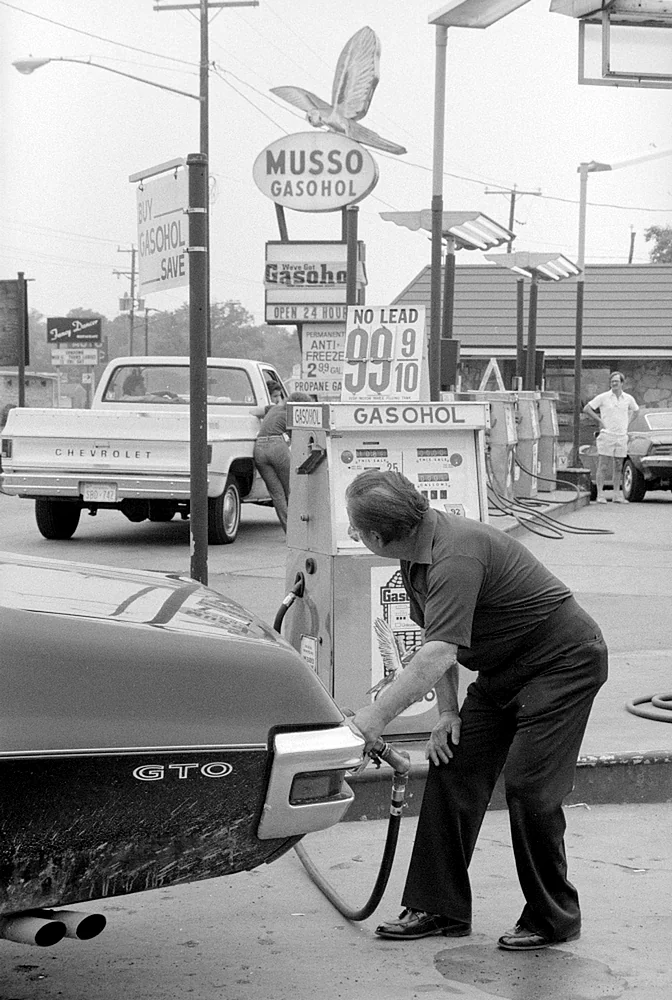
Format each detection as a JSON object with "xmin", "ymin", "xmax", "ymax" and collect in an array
[
  {"xmin": 340, "ymin": 305, "xmax": 427, "ymax": 403},
  {"xmin": 136, "ymin": 168, "xmax": 189, "ymax": 295}
]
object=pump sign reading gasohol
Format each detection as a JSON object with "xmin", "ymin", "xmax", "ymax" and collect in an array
[
  {"xmin": 136, "ymin": 168, "xmax": 189, "ymax": 295},
  {"xmin": 253, "ymin": 132, "xmax": 379, "ymax": 213}
]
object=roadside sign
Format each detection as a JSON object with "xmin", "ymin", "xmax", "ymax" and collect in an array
[
  {"xmin": 264, "ymin": 240, "xmax": 366, "ymax": 325},
  {"xmin": 51, "ymin": 348, "xmax": 99, "ymax": 366},
  {"xmin": 47, "ymin": 317, "xmax": 101, "ymax": 345},
  {"xmin": 0, "ymin": 278, "xmax": 28, "ymax": 366},
  {"xmin": 136, "ymin": 167, "xmax": 189, "ymax": 295},
  {"xmin": 253, "ymin": 132, "xmax": 379, "ymax": 213},
  {"xmin": 295, "ymin": 323, "xmax": 345, "ymax": 399},
  {"xmin": 340, "ymin": 305, "xmax": 427, "ymax": 403}
]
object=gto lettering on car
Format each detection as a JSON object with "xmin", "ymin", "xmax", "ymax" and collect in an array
[{"xmin": 132, "ymin": 762, "xmax": 233, "ymax": 781}]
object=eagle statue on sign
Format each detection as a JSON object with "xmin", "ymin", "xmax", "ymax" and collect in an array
[{"xmin": 271, "ymin": 26, "xmax": 407, "ymax": 156}]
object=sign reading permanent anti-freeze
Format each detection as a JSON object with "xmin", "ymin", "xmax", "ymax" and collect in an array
[
  {"xmin": 253, "ymin": 132, "xmax": 378, "ymax": 213},
  {"xmin": 136, "ymin": 167, "xmax": 189, "ymax": 295}
]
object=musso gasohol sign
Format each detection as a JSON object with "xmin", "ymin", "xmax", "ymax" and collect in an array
[{"xmin": 253, "ymin": 132, "xmax": 379, "ymax": 213}]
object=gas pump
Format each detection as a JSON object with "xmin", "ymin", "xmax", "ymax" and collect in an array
[
  {"xmin": 537, "ymin": 391, "xmax": 559, "ymax": 491},
  {"xmin": 513, "ymin": 391, "xmax": 541, "ymax": 499},
  {"xmin": 283, "ymin": 398, "xmax": 489, "ymax": 738},
  {"xmin": 453, "ymin": 391, "xmax": 517, "ymax": 500}
]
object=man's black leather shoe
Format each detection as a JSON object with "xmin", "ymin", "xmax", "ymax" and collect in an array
[
  {"xmin": 497, "ymin": 923, "xmax": 581, "ymax": 951},
  {"xmin": 375, "ymin": 908, "xmax": 471, "ymax": 940}
]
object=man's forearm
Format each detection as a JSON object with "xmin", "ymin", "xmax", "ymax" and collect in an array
[
  {"xmin": 434, "ymin": 663, "xmax": 460, "ymax": 715},
  {"xmin": 362, "ymin": 640, "xmax": 458, "ymax": 731}
]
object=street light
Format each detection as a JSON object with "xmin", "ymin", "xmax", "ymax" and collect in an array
[
  {"xmin": 485, "ymin": 251, "xmax": 580, "ymax": 391},
  {"xmin": 427, "ymin": 0, "xmax": 532, "ymax": 399},
  {"xmin": 571, "ymin": 146, "xmax": 672, "ymax": 465},
  {"xmin": 12, "ymin": 56, "xmax": 201, "ymax": 102},
  {"xmin": 381, "ymin": 209, "xmax": 515, "ymax": 388}
]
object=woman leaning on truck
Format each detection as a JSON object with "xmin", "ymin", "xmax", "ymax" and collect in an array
[{"xmin": 253, "ymin": 386, "xmax": 313, "ymax": 533}]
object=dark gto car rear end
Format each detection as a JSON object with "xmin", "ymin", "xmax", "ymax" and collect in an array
[{"xmin": 0, "ymin": 553, "xmax": 363, "ymax": 947}]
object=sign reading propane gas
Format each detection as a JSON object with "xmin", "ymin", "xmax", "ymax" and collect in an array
[
  {"xmin": 253, "ymin": 132, "xmax": 379, "ymax": 213},
  {"xmin": 341, "ymin": 305, "xmax": 425, "ymax": 403},
  {"xmin": 136, "ymin": 168, "xmax": 189, "ymax": 295}
]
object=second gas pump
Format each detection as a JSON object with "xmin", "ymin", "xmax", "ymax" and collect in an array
[{"xmin": 282, "ymin": 398, "xmax": 489, "ymax": 738}]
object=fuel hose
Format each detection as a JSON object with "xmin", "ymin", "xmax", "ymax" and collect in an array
[
  {"xmin": 273, "ymin": 586, "xmax": 411, "ymax": 920},
  {"xmin": 294, "ymin": 739, "xmax": 410, "ymax": 921},
  {"xmin": 626, "ymin": 692, "xmax": 672, "ymax": 723}
]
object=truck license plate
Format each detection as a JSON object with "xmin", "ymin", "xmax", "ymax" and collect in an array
[{"xmin": 81, "ymin": 482, "xmax": 118, "ymax": 502}]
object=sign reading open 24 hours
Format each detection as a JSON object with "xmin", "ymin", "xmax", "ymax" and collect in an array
[
  {"xmin": 253, "ymin": 132, "xmax": 379, "ymax": 213},
  {"xmin": 341, "ymin": 305, "xmax": 426, "ymax": 402}
]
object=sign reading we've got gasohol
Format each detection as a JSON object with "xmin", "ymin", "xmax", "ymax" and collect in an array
[{"xmin": 136, "ymin": 169, "xmax": 189, "ymax": 295}]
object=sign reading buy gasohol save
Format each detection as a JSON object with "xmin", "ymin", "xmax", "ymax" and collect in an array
[{"xmin": 136, "ymin": 168, "xmax": 189, "ymax": 295}]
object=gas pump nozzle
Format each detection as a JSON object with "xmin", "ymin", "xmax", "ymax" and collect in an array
[
  {"xmin": 369, "ymin": 738, "xmax": 412, "ymax": 776},
  {"xmin": 345, "ymin": 714, "xmax": 412, "ymax": 776}
]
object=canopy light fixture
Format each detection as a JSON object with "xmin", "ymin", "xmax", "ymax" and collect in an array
[
  {"xmin": 429, "ymin": 0, "xmax": 532, "ymax": 28},
  {"xmin": 381, "ymin": 210, "xmax": 515, "ymax": 251},
  {"xmin": 485, "ymin": 251, "xmax": 580, "ymax": 280}
]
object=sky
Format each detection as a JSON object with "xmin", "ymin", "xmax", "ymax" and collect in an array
[{"xmin": 2, "ymin": 0, "xmax": 671, "ymax": 328}]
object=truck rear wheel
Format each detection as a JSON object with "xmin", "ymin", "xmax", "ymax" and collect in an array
[
  {"xmin": 208, "ymin": 476, "xmax": 241, "ymax": 544},
  {"xmin": 35, "ymin": 499, "xmax": 82, "ymax": 540}
]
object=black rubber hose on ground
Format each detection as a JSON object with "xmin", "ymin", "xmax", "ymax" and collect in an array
[
  {"xmin": 273, "ymin": 587, "xmax": 411, "ymax": 921},
  {"xmin": 294, "ymin": 761, "xmax": 409, "ymax": 921},
  {"xmin": 625, "ymin": 693, "xmax": 672, "ymax": 723}
]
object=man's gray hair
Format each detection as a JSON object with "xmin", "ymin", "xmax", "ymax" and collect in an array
[{"xmin": 346, "ymin": 470, "xmax": 428, "ymax": 544}]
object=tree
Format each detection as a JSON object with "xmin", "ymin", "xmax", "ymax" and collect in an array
[{"xmin": 644, "ymin": 225, "xmax": 672, "ymax": 264}]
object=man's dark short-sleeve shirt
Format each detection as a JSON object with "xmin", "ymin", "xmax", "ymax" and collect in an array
[{"xmin": 400, "ymin": 510, "xmax": 571, "ymax": 674}]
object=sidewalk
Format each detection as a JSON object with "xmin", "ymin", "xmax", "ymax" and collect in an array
[{"xmin": 2, "ymin": 803, "xmax": 666, "ymax": 1000}]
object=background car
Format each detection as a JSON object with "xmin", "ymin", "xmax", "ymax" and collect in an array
[
  {"xmin": 579, "ymin": 407, "xmax": 672, "ymax": 502},
  {"xmin": 0, "ymin": 553, "xmax": 363, "ymax": 947}
]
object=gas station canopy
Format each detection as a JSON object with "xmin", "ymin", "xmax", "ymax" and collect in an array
[
  {"xmin": 484, "ymin": 251, "xmax": 580, "ymax": 280},
  {"xmin": 380, "ymin": 211, "xmax": 514, "ymax": 251}
]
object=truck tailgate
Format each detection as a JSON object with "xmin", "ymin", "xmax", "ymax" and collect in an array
[{"xmin": 2, "ymin": 408, "xmax": 257, "ymax": 475}]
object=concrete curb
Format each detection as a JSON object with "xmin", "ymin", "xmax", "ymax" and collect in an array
[{"xmin": 345, "ymin": 748, "xmax": 672, "ymax": 822}]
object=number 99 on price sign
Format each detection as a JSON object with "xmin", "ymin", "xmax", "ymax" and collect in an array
[{"xmin": 341, "ymin": 306, "xmax": 426, "ymax": 402}]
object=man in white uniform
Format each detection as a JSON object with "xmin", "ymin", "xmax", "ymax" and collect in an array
[{"xmin": 583, "ymin": 372, "xmax": 639, "ymax": 503}]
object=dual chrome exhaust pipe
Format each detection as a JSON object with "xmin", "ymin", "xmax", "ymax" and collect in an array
[{"xmin": 0, "ymin": 908, "xmax": 106, "ymax": 947}]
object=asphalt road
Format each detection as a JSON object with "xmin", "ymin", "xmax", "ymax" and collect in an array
[{"xmin": 2, "ymin": 490, "xmax": 672, "ymax": 998}]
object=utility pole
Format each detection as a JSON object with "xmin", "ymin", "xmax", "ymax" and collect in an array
[
  {"xmin": 484, "ymin": 184, "xmax": 542, "ymax": 252},
  {"xmin": 155, "ymin": 0, "xmax": 259, "ymax": 355},
  {"xmin": 628, "ymin": 227, "xmax": 636, "ymax": 264},
  {"xmin": 114, "ymin": 245, "xmax": 140, "ymax": 354}
]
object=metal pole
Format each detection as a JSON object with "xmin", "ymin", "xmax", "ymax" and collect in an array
[
  {"xmin": 17, "ymin": 272, "xmax": 26, "ymax": 407},
  {"xmin": 430, "ymin": 25, "xmax": 448, "ymax": 402},
  {"xmin": 525, "ymin": 274, "xmax": 538, "ymax": 391},
  {"xmin": 507, "ymin": 186, "xmax": 516, "ymax": 252},
  {"xmin": 346, "ymin": 205, "xmax": 359, "ymax": 305},
  {"xmin": 516, "ymin": 278, "xmax": 525, "ymax": 382},
  {"xmin": 200, "ymin": 0, "xmax": 211, "ymax": 356},
  {"xmin": 129, "ymin": 247, "xmax": 136, "ymax": 355},
  {"xmin": 187, "ymin": 152, "xmax": 209, "ymax": 585},
  {"xmin": 441, "ymin": 237, "xmax": 456, "ymax": 340},
  {"xmin": 572, "ymin": 165, "xmax": 589, "ymax": 466}
]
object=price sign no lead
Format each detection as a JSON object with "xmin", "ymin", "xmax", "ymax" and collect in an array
[{"xmin": 341, "ymin": 306, "xmax": 426, "ymax": 402}]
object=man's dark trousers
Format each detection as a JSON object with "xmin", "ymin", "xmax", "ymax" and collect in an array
[{"xmin": 401, "ymin": 598, "xmax": 608, "ymax": 940}]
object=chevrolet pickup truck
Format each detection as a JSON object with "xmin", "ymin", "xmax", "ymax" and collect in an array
[{"xmin": 0, "ymin": 356, "xmax": 286, "ymax": 544}]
